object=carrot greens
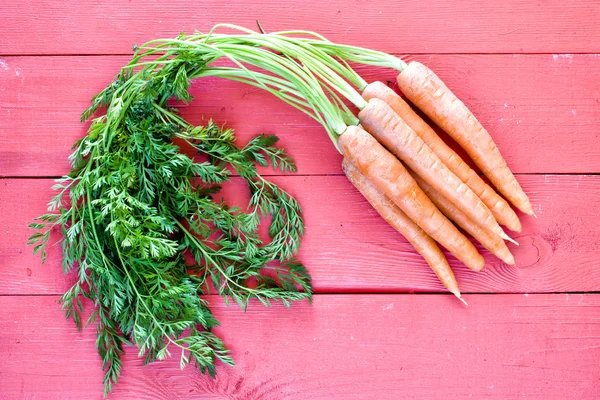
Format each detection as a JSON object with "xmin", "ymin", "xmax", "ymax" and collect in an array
[
  {"xmin": 28, "ymin": 43, "xmax": 311, "ymax": 396},
  {"xmin": 28, "ymin": 22, "xmax": 530, "ymax": 396}
]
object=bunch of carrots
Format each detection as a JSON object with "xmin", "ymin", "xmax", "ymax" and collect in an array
[{"xmin": 127, "ymin": 24, "xmax": 535, "ymax": 302}]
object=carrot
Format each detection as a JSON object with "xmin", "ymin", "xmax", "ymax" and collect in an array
[
  {"xmin": 337, "ymin": 125, "xmax": 485, "ymax": 272},
  {"xmin": 410, "ymin": 171, "xmax": 515, "ymax": 265},
  {"xmin": 342, "ymin": 159, "xmax": 464, "ymax": 300},
  {"xmin": 362, "ymin": 81, "xmax": 522, "ymax": 232},
  {"xmin": 396, "ymin": 61, "xmax": 534, "ymax": 216},
  {"xmin": 358, "ymin": 98, "xmax": 513, "ymax": 243}
]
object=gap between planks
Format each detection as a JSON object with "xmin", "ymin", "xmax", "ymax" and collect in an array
[
  {"xmin": 1, "ymin": 52, "xmax": 600, "ymax": 57},
  {"xmin": 3, "ymin": 172, "xmax": 600, "ymax": 180},
  {"xmin": 3, "ymin": 292, "xmax": 600, "ymax": 297}
]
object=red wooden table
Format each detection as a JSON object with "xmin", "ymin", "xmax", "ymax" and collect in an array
[{"xmin": 2, "ymin": 1, "xmax": 600, "ymax": 399}]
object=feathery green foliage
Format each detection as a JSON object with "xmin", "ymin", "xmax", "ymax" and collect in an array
[{"xmin": 28, "ymin": 48, "xmax": 310, "ymax": 396}]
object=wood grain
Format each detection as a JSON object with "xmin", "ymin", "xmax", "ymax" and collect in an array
[
  {"xmin": 1, "ymin": 294, "xmax": 599, "ymax": 399},
  {"xmin": 2, "ymin": 1, "xmax": 599, "ymax": 399},
  {"xmin": 3, "ymin": 174, "xmax": 599, "ymax": 295},
  {"xmin": 2, "ymin": 54, "xmax": 599, "ymax": 177},
  {"xmin": 1, "ymin": 0, "xmax": 600, "ymax": 55}
]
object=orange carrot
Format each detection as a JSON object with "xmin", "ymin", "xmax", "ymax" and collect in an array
[
  {"xmin": 337, "ymin": 125, "xmax": 484, "ymax": 271},
  {"xmin": 410, "ymin": 171, "xmax": 515, "ymax": 265},
  {"xmin": 396, "ymin": 61, "xmax": 534, "ymax": 216},
  {"xmin": 342, "ymin": 158, "xmax": 463, "ymax": 299},
  {"xmin": 362, "ymin": 81, "xmax": 522, "ymax": 232},
  {"xmin": 358, "ymin": 98, "xmax": 512, "ymax": 243}
]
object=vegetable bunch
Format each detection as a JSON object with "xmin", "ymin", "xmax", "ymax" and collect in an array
[
  {"xmin": 28, "ymin": 44, "xmax": 311, "ymax": 395},
  {"xmin": 29, "ymin": 23, "xmax": 534, "ymax": 394},
  {"xmin": 170, "ymin": 23, "xmax": 532, "ymax": 302}
]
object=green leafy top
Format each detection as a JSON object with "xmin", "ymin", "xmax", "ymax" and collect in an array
[
  {"xmin": 29, "ymin": 24, "xmax": 400, "ymax": 396},
  {"xmin": 29, "ymin": 43, "xmax": 311, "ymax": 396}
]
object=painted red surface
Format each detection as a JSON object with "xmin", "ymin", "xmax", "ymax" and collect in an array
[
  {"xmin": 2, "ymin": 175, "xmax": 600, "ymax": 295},
  {"xmin": 1, "ymin": 0, "xmax": 600, "ymax": 54},
  {"xmin": 1, "ymin": 1, "xmax": 599, "ymax": 399},
  {"xmin": 2, "ymin": 54, "xmax": 600, "ymax": 177},
  {"xmin": 2, "ymin": 295, "xmax": 600, "ymax": 399}
]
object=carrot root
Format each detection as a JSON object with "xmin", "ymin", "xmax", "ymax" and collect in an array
[
  {"xmin": 338, "ymin": 125, "xmax": 485, "ymax": 272},
  {"xmin": 358, "ymin": 98, "xmax": 507, "ymax": 240},
  {"xmin": 501, "ymin": 232, "xmax": 519, "ymax": 246},
  {"xmin": 409, "ymin": 170, "xmax": 515, "ymax": 265},
  {"xmin": 362, "ymin": 81, "xmax": 523, "ymax": 234},
  {"xmin": 341, "ymin": 157, "xmax": 462, "ymax": 296},
  {"xmin": 396, "ymin": 61, "xmax": 534, "ymax": 216}
]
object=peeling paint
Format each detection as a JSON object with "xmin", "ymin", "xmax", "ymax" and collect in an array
[{"xmin": 553, "ymin": 54, "xmax": 574, "ymax": 64}]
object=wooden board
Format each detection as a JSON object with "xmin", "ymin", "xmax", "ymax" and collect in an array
[
  {"xmin": 2, "ymin": 1, "xmax": 599, "ymax": 399},
  {"xmin": 3, "ymin": 174, "xmax": 600, "ymax": 295},
  {"xmin": 1, "ymin": 294, "xmax": 599, "ymax": 399},
  {"xmin": 1, "ymin": 0, "xmax": 600, "ymax": 55},
  {"xmin": 2, "ymin": 54, "xmax": 600, "ymax": 177}
]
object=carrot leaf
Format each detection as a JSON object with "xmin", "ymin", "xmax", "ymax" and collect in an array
[{"xmin": 28, "ymin": 45, "xmax": 311, "ymax": 397}]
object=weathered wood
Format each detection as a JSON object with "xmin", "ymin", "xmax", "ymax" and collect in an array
[
  {"xmin": 1, "ymin": 294, "xmax": 599, "ymax": 399},
  {"xmin": 2, "ymin": 1, "xmax": 599, "ymax": 399},
  {"xmin": 1, "ymin": 0, "xmax": 600, "ymax": 55},
  {"xmin": 3, "ymin": 174, "xmax": 599, "ymax": 295},
  {"xmin": 1, "ymin": 54, "xmax": 599, "ymax": 177}
]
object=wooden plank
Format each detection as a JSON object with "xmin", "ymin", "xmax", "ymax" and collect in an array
[
  {"xmin": 1, "ymin": 0, "xmax": 600, "ymax": 55},
  {"xmin": 1, "ymin": 294, "xmax": 599, "ymax": 399},
  {"xmin": 1, "ymin": 54, "xmax": 600, "ymax": 177},
  {"xmin": 3, "ymin": 174, "xmax": 600, "ymax": 295}
]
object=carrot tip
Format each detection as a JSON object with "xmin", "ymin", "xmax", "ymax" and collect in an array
[
  {"xmin": 500, "ymin": 232, "xmax": 519, "ymax": 246},
  {"xmin": 457, "ymin": 295, "xmax": 469, "ymax": 307}
]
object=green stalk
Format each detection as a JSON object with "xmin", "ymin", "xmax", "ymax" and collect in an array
[
  {"xmin": 112, "ymin": 27, "xmax": 399, "ymax": 149},
  {"xmin": 204, "ymin": 23, "xmax": 406, "ymax": 73},
  {"xmin": 196, "ymin": 29, "xmax": 369, "ymax": 105},
  {"xmin": 205, "ymin": 42, "xmax": 350, "ymax": 143},
  {"xmin": 202, "ymin": 32, "xmax": 368, "ymax": 91}
]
